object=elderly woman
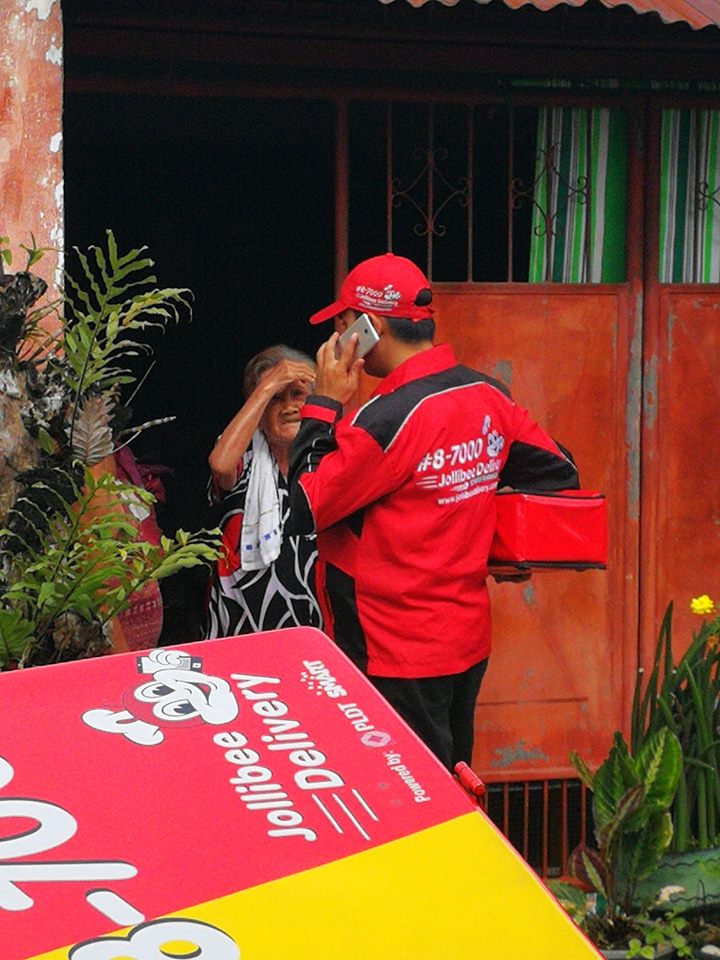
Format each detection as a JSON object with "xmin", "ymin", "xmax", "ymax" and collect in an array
[{"xmin": 203, "ymin": 344, "xmax": 322, "ymax": 639}]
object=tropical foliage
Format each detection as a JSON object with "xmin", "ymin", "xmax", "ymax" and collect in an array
[
  {"xmin": 0, "ymin": 468, "xmax": 217, "ymax": 668},
  {"xmin": 631, "ymin": 598, "xmax": 720, "ymax": 853},
  {"xmin": 550, "ymin": 727, "xmax": 685, "ymax": 956},
  {"xmin": 551, "ymin": 595, "xmax": 720, "ymax": 954},
  {"xmin": 0, "ymin": 231, "xmax": 219, "ymax": 668},
  {"xmin": 569, "ymin": 728, "xmax": 682, "ymax": 913},
  {"xmin": 58, "ymin": 231, "xmax": 189, "ymax": 459}
]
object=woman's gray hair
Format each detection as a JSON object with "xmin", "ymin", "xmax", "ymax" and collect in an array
[{"xmin": 242, "ymin": 344, "xmax": 315, "ymax": 399}]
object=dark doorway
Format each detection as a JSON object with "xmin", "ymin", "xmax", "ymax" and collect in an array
[{"xmin": 63, "ymin": 92, "xmax": 335, "ymax": 639}]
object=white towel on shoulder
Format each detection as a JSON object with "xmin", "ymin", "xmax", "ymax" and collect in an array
[{"xmin": 239, "ymin": 430, "xmax": 283, "ymax": 571}]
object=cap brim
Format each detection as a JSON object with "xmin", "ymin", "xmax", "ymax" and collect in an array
[{"xmin": 309, "ymin": 299, "xmax": 345, "ymax": 325}]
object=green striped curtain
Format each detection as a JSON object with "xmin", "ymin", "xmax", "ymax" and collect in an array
[
  {"xmin": 659, "ymin": 109, "xmax": 720, "ymax": 283},
  {"xmin": 528, "ymin": 107, "xmax": 627, "ymax": 283}
]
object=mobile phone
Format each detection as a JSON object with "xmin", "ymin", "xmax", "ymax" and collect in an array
[{"xmin": 335, "ymin": 313, "xmax": 380, "ymax": 359}]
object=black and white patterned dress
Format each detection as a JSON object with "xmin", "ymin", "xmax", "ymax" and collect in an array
[{"xmin": 203, "ymin": 448, "xmax": 322, "ymax": 638}]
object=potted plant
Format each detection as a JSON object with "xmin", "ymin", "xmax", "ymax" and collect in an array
[
  {"xmin": 630, "ymin": 596, "xmax": 720, "ymax": 914},
  {"xmin": 0, "ymin": 231, "xmax": 219, "ymax": 668},
  {"xmin": 0, "ymin": 465, "xmax": 218, "ymax": 666},
  {"xmin": 549, "ymin": 726, "xmax": 691, "ymax": 957}
]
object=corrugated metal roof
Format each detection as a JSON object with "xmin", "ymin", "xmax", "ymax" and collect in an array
[{"xmin": 378, "ymin": 0, "xmax": 720, "ymax": 30}]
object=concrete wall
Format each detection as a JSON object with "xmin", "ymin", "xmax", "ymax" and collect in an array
[{"xmin": 0, "ymin": 0, "xmax": 63, "ymax": 308}]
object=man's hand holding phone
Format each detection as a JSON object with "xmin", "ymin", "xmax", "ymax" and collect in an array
[
  {"xmin": 315, "ymin": 327, "xmax": 367, "ymax": 406},
  {"xmin": 335, "ymin": 313, "xmax": 380, "ymax": 360}
]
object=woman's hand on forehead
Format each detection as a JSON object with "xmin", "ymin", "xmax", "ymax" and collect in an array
[{"xmin": 258, "ymin": 359, "xmax": 316, "ymax": 395}]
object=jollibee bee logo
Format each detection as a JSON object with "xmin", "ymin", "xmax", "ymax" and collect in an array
[{"xmin": 81, "ymin": 649, "xmax": 239, "ymax": 746}]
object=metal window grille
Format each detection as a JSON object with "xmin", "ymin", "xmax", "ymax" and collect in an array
[
  {"xmin": 347, "ymin": 99, "xmax": 627, "ymax": 284},
  {"xmin": 348, "ymin": 99, "xmax": 536, "ymax": 282},
  {"xmin": 659, "ymin": 108, "xmax": 720, "ymax": 283},
  {"xmin": 484, "ymin": 777, "xmax": 593, "ymax": 879}
]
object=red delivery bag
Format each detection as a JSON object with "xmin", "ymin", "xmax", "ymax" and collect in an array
[{"xmin": 489, "ymin": 489, "xmax": 608, "ymax": 572}]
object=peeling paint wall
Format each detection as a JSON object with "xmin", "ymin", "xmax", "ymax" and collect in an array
[{"xmin": 0, "ymin": 0, "xmax": 63, "ymax": 316}]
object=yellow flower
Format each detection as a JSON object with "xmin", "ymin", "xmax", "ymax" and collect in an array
[{"xmin": 690, "ymin": 594, "xmax": 715, "ymax": 615}]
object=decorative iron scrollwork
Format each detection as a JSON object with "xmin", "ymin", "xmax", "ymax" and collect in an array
[
  {"xmin": 697, "ymin": 179, "xmax": 720, "ymax": 212},
  {"xmin": 512, "ymin": 142, "xmax": 590, "ymax": 242},
  {"xmin": 392, "ymin": 147, "xmax": 470, "ymax": 238}
]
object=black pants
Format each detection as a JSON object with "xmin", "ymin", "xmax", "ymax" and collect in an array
[{"xmin": 370, "ymin": 658, "xmax": 489, "ymax": 771}]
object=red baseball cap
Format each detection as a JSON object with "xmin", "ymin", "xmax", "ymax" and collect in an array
[{"xmin": 309, "ymin": 252, "xmax": 434, "ymax": 325}]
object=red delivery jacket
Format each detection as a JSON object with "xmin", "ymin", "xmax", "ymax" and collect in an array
[{"xmin": 287, "ymin": 344, "xmax": 578, "ymax": 679}]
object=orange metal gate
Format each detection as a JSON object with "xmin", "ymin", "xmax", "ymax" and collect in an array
[
  {"xmin": 640, "ymin": 287, "xmax": 720, "ymax": 667},
  {"xmin": 431, "ymin": 285, "xmax": 636, "ymax": 779}
]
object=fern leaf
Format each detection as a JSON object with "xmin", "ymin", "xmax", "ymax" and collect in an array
[
  {"xmin": 0, "ymin": 609, "xmax": 34, "ymax": 665},
  {"xmin": 92, "ymin": 243, "xmax": 110, "ymax": 290},
  {"xmin": 75, "ymin": 246, "xmax": 106, "ymax": 308},
  {"xmin": 70, "ymin": 393, "xmax": 115, "ymax": 465},
  {"xmin": 106, "ymin": 229, "xmax": 119, "ymax": 271}
]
